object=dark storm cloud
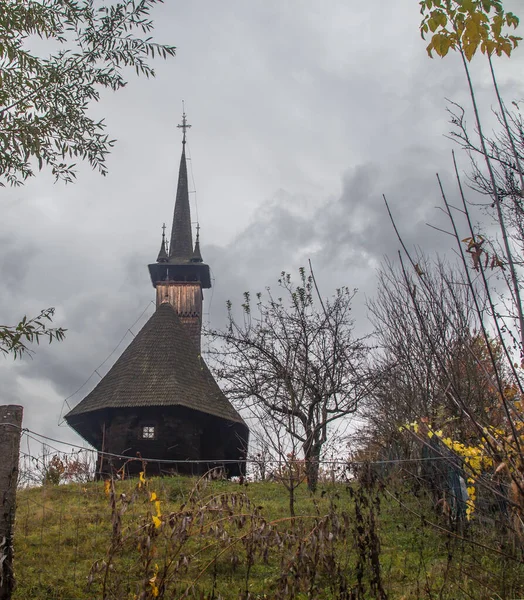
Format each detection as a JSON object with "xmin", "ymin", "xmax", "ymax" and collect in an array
[
  {"xmin": 203, "ymin": 137, "xmax": 483, "ymax": 345},
  {"xmin": 213, "ymin": 147, "xmax": 452, "ymax": 280},
  {"xmin": 326, "ymin": 150, "xmax": 454, "ymax": 261}
]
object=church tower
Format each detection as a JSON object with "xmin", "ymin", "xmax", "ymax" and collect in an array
[
  {"xmin": 65, "ymin": 112, "xmax": 248, "ymax": 478},
  {"xmin": 147, "ymin": 111, "xmax": 210, "ymax": 351}
]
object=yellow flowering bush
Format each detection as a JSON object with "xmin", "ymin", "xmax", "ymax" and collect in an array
[{"xmin": 401, "ymin": 421, "xmax": 494, "ymax": 519}]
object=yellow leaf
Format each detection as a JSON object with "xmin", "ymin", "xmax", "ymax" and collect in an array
[
  {"xmin": 150, "ymin": 492, "xmax": 157, "ymax": 502},
  {"xmin": 139, "ymin": 471, "xmax": 146, "ymax": 484},
  {"xmin": 435, "ymin": 11, "xmax": 447, "ymax": 27},
  {"xmin": 481, "ymin": 39, "xmax": 496, "ymax": 54},
  {"xmin": 104, "ymin": 480, "xmax": 110, "ymax": 496},
  {"xmin": 464, "ymin": 17, "xmax": 479, "ymax": 39},
  {"xmin": 492, "ymin": 14, "xmax": 503, "ymax": 37},
  {"xmin": 149, "ymin": 574, "xmax": 159, "ymax": 598},
  {"xmin": 507, "ymin": 13, "xmax": 519, "ymax": 28},
  {"xmin": 433, "ymin": 33, "xmax": 453, "ymax": 57},
  {"xmin": 463, "ymin": 40, "xmax": 477, "ymax": 61},
  {"xmin": 155, "ymin": 500, "xmax": 162, "ymax": 517},
  {"xmin": 431, "ymin": 33, "xmax": 443, "ymax": 56},
  {"xmin": 152, "ymin": 515, "xmax": 162, "ymax": 529}
]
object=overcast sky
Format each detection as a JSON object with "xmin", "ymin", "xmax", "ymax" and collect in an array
[{"xmin": 2, "ymin": 0, "xmax": 524, "ymax": 451}]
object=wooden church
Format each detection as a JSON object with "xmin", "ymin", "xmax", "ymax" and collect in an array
[{"xmin": 65, "ymin": 113, "xmax": 249, "ymax": 477}]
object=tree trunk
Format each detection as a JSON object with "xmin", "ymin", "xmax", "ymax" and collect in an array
[
  {"xmin": 305, "ymin": 447, "xmax": 321, "ymax": 493},
  {"xmin": 288, "ymin": 476, "xmax": 296, "ymax": 517},
  {"xmin": 0, "ymin": 405, "xmax": 22, "ymax": 600}
]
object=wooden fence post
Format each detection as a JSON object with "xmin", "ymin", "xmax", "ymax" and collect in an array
[{"xmin": 0, "ymin": 405, "xmax": 23, "ymax": 600}]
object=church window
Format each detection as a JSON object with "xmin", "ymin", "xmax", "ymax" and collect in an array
[{"xmin": 142, "ymin": 425, "xmax": 155, "ymax": 439}]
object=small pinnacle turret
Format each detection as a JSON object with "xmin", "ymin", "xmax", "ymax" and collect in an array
[
  {"xmin": 191, "ymin": 224, "xmax": 203, "ymax": 263},
  {"xmin": 156, "ymin": 223, "xmax": 169, "ymax": 263}
]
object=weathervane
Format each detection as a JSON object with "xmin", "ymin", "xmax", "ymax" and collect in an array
[{"xmin": 177, "ymin": 101, "xmax": 191, "ymax": 144}]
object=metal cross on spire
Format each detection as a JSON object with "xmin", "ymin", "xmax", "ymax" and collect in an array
[{"xmin": 177, "ymin": 102, "xmax": 191, "ymax": 144}]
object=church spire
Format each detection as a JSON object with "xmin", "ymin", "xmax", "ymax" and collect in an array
[
  {"xmin": 148, "ymin": 107, "xmax": 211, "ymax": 291},
  {"xmin": 169, "ymin": 108, "xmax": 193, "ymax": 261}
]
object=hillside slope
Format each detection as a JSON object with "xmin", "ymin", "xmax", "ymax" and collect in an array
[{"xmin": 13, "ymin": 475, "xmax": 524, "ymax": 599}]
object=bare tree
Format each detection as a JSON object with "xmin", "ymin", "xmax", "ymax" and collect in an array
[
  {"xmin": 364, "ymin": 256, "xmax": 510, "ymax": 455},
  {"xmin": 371, "ymin": 179, "xmax": 524, "ymax": 539},
  {"xmin": 209, "ymin": 269, "xmax": 368, "ymax": 493}
]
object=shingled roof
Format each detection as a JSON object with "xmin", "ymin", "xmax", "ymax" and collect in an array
[{"xmin": 65, "ymin": 303, "xmax": 244, "ymax": 425}]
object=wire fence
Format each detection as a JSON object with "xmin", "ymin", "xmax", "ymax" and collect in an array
[{"xmin": 17, "ymin": 425, "xmax": 490, "ymax": 490}]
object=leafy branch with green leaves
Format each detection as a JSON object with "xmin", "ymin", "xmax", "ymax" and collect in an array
[
  {"xmin": 0, "ymin": 308, "xmax": 66, "ymax": 359},
  {"xmin": 0, "ymin": 0, "xmax": 176, "ymax": 186}
]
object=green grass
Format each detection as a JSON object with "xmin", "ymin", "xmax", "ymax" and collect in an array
[{"xmin": 12, "ymin": 475, "xmax": 524, "ymax": 599}]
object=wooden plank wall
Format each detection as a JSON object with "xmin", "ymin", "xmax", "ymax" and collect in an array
[{"xmin": 156, "ymin": 282, "xmax": 203, "ymax": 350}]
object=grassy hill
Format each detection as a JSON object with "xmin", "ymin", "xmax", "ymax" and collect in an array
[{"xmin": 13, "ymin": 474, "xmax": 524, "ymax": 599}]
